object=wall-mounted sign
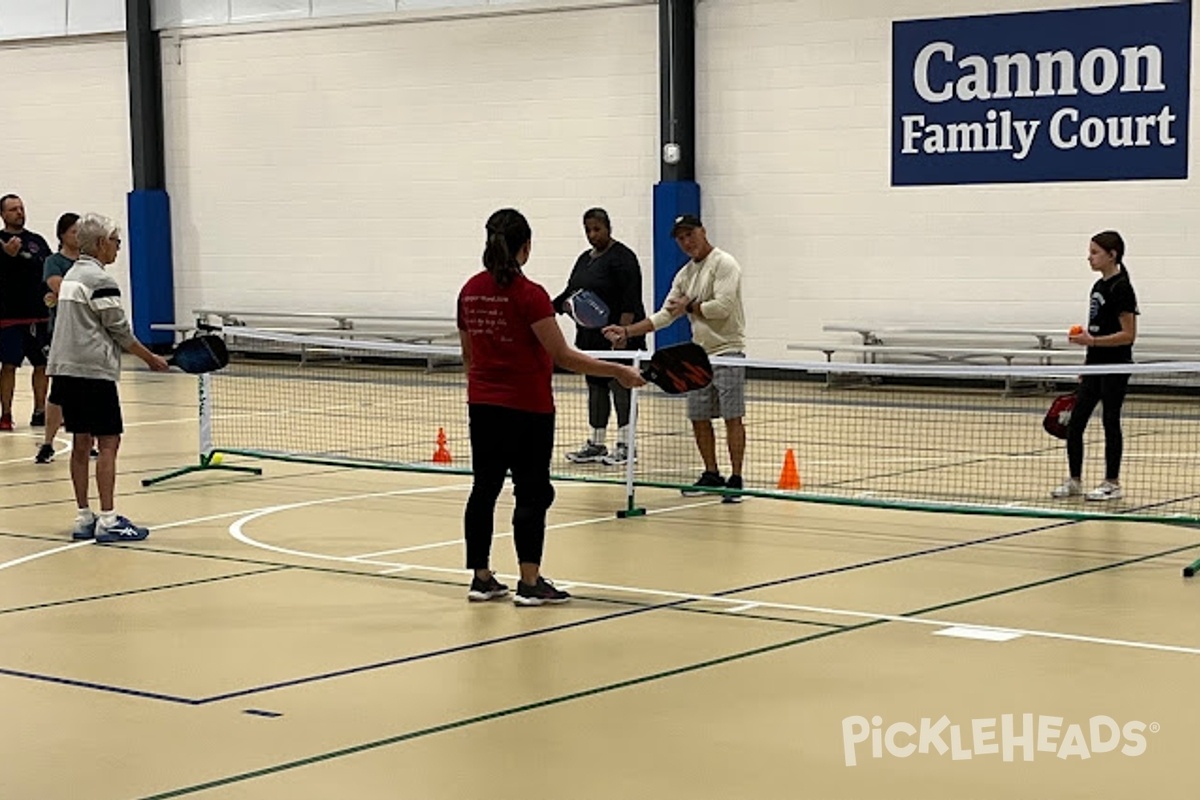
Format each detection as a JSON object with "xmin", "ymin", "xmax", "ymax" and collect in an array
[{"xmin": 892, "ymin": 1, "xmax": 1191, "ymax": 185}]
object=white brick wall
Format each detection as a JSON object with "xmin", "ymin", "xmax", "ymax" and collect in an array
[
  {"xmin": 162, "ymin": 6, "xmax": 659, "ymax": 323},
  {"xmin": 7, "ymin": 2, "xmax": 1198, "ymax": 360},
  {"xmin": 0, "ymin": 37, "xmax": 133, "ymax": 298},
  {"xmin": 700, "ymin": 0, "xmax": 1200, "ymax": 357}
]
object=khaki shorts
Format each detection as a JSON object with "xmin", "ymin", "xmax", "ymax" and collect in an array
[{"xmin": 686, "ymin": 352, "xmax": 745, "ymax": 421}]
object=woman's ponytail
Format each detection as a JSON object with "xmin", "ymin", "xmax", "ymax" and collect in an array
[{"xmin": 482, "ymin": 208, "xmax": 531, "ymax": 288}]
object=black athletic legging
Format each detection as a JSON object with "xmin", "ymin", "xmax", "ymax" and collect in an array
[
  {"xmin": 1067, "ymin": 372, "xmax": 1131, "ymax": 481},
  {"xmin": 464, "ymin": 403, "xmax": 556, "ymax": 569},
  {"xmin": 585, "ymin": 374, "xmax": 631, "ymax": 430}
]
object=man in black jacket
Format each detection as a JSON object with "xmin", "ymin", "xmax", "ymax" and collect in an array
[{"xmin": 0, "ymin": 194, "xmax": 51, "ymax": 431}]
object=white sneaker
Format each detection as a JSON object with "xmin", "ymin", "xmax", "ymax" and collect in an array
[
  {"xmin": 1086, "ymin": 481, "xmax": 1124, "ymax": 501},
  {"xmin": 1050, "ymin": 478, "xmax": 1082, "ymax": 498}
]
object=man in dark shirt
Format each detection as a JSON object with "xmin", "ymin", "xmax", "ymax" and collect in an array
[{"xmin": 0, "ymin": 194, "xmax": 52, "ymax": 431}]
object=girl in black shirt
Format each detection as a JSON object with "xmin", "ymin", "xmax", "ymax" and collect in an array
[{"xmin": 1052, "ymin": 230, "xmax": 1139, "ymax": 502}]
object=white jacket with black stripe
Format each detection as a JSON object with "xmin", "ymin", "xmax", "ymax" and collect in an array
[{"xmin": 47, "ymin": 256, "xmax": 136, "ymax": 383}]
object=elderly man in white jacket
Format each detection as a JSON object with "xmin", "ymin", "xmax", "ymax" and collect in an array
[{"xmin": 46, "ymin": 213, "xmax": 168, "ymax": 543}]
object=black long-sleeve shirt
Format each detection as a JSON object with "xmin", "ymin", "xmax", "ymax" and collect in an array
[
  {"xmin": 0, "ymin": 229, "xmax": 51, "ymax": 324},
  {"xmin": 551, "ymin": 240, "xmax": 646, "ymax": 351}
]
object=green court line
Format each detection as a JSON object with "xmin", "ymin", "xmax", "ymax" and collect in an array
[
  {"xmin": 206, "ymin": 448, "xmax": 1200, "ymax": 526},
  {"xmin": 132, "ymin": 535, "xmax": 1200, "ymax": 800}
]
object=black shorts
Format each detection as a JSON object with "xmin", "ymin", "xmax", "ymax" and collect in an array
[
  {"xmin": 0, "ymin": 322, "xmax": 50, "ymax": 367},
  {"xmin": 49, "ymin": 376, "xmax": 124, "ymax": 436}
]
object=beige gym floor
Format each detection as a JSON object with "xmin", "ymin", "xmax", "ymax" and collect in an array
[{"xmin": 2, "ymin": 365, "xmax": 1198, "ymax": 799}]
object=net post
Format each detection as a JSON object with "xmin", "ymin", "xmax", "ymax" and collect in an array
[
  {"xmin": 198, "ymin": 371, "xmax": 213, "ymax": 458},
  {"xmin": 617, "ymin": 353, "xmax": 646, "ymax": 519},
  {"xmin": 141, "ymin": 372, "xmax": 262, "ymax": 486}
]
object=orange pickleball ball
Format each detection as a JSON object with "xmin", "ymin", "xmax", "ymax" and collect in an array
[{"xmin": 1069, "ymin": 324, "xmax": 1084, "ymax": 336}]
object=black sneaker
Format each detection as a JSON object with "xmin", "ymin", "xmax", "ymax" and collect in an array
[
  {"xmin": 29, "ymin": 410, "xmax": 45, "ymax": 427},
  {"xmin": 467, "ymin": 574, "xmax": 509, "ymax": 602},
  {"xmin": 565, "ymin": 440, "xmax": 608, "ymax": 464},
  {"xmin": 681, "ymin": 470, "xmax": 725, "ymax": 496},
  {"xmin": 723, "ymin": 474, "xmax": 744, "ymax": 504},
  {"xmin": 513, "ymin": 576, "xmax": 571, "ymax": 606},
  {"xmin": 34, "ymin": 444, "xmax": 55, "ymax": 464}
]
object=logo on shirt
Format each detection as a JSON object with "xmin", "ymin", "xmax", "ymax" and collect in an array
[{"xmin": 1089, "ymin": 291, "xmax": 1105, "ymax": 328}]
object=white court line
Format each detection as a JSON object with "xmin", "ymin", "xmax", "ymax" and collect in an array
[
  {"xmin": 477, "ymin": 574, "xmax": 1200, "ymax": 657},
  {"xmin": 726, "ymin": 603, "xmax": 761, "ymax": 614},
  {"xmin": 1, "ymin": 478, "xmax": 638, "ymax": 573},
  {"xmin": 352, "ymin": 499, "xmax": 722, "ymax": 560},
  {"xmin": 10, "ymin": 473, "xmax": 1193, "ymax": 659},
  {"xmin": 0, "ymin": 483, "xmax": 472, "ymax": 575},
  {"xmin": 0, "ymin": 540, "xmax": 93, "ymax": 571},
  {"xmin": 226, "ymin": 496, "xmax": 1200, "ymax": 658},
  {"xmin": 121, "ymin": 416, "xmax": 212, "ymax": 428},
  {"xmin": 0, "ymin": 435, "xmax": 70, "ymax": 465},
  {"xmin": 350, "ymin": 513, "xmax": 622, "ymax": 559}
]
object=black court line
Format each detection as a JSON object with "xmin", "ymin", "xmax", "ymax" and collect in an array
[
  {"xmin": 907, "ymin": 540, "xmax": 1200, "ymax": 617},
  {"xmin": 195, "ymin": 596, "xmax": 846, "ymax": 704},
  {"xmin": 131, "ymin": 534, "xmax": 1200, "ymax": 800},
  {"xmin": 0, "ymin": 566, "xmax": 288, "ymax": 616},
  {"xmin": 137, "ymin": 627, "xmax": 875, "ymax": 800},
  {"xmin": 0, "ymin": 550, "xmax": 842, "ymax": 705},
  {"xmin": 149, "ymin": 507, "xmax": 1186, "ymax": 706},
  {"xmin": 709, "ymin": 504, "xmax": 1190, "ymax": 598},
  {"xmin": 76, "ymin": 513, "xmax": 1091, "ymax": 704},
  {"xmin": 0, "ymin": 460, "xmax": 378, "ymax": 515},
  {"xmin": 0, "ymin": 667, "xmax": 197, "ymax": 705},
  {"xmin": 243, "ymin": 709, "xmax": 283, "ymax": 718},
  {"xmin": 0, "ymin": 566, "xmax": 290, "ymax": 704},
  {"xmin": 599, "ymin": 600, "xmax": 846, "ymax": 629},
  {"xmin": 193, "ymin": 600, "xmax": 841, "ymax": 705},
  {"xmin": 4, "ymin": 499, "xmax": 1191, "ymax": 706},
  {"xmin": 0, "ymin": 465, "xmax": 358, "ymax": 513},
  {"xmin": 5, "ymin": 484, "xmax": 1195, "ymax": 707}
]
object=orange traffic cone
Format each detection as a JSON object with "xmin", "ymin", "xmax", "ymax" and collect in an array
[
  {"xmin": 777, "ymin": 448, "xmax": 801, "ymax": 490},
  {"xmin": 432, "ymin": 427, "xmax": 453, "ymax": 464}
]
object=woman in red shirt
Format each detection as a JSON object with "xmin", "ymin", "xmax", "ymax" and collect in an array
[{"xmin": 458, "ymin": 208, "xmax": 644, "ymax": 606}]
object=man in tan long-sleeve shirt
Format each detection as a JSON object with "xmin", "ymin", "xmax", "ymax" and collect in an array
[{"xmin": 604, "ymin": 214, "xmax": 747, "ymax": 501}]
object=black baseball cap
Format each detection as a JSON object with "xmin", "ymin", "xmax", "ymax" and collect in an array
[{"xmin": 671, "ymin": 214, "xmax": 702, "ymax": 236}]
